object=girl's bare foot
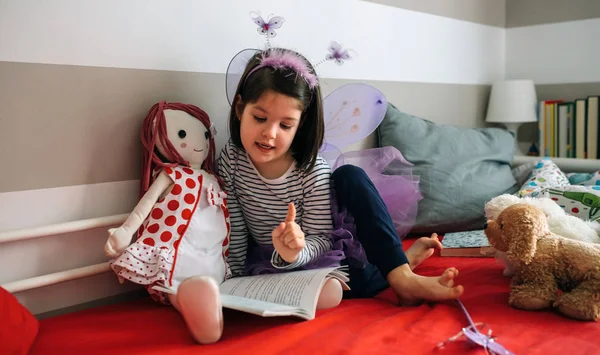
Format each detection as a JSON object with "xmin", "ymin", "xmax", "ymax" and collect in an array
[
  {"xmin": 405, "ymin": 233, "xmax": 443, "ymax": 270},
  {"xmin": 387, "ymin": 264, "xmax": 463, "ymax": 306},
  {"xmin": 176, "ymin": 276, "xmax": 224, "ymax": 344}
]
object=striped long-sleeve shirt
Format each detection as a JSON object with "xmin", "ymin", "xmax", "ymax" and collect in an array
[{"xmin": 217, "ymin": 139, "xmax": 334, "ymax": 277}]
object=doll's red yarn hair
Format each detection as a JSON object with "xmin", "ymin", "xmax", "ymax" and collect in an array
[{"xmin": 140, "ymin": 101, "xmax": 219, "ymax": 198}]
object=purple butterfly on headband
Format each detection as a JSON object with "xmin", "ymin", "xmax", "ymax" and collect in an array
[
  {"xmin": 326, "ymin": 41, "xmax": 351, "ymax": 65},
  {"xmin": 252, "ymin": 13, "xmax": 285, "ymax": 38}
]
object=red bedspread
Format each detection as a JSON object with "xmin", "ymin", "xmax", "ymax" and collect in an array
[{"xmin": 30, "ymin": 238, "xmax": 600, "ymax": 355}]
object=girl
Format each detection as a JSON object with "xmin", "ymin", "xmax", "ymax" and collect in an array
[{"xmin": 218, "ymin": 48, "xmax": 464, "ymax": 306}]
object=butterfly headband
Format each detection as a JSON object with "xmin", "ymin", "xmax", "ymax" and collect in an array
[
  {"xmin": 225, "ymin": 11, "xmax": 388, "ymax": 169},
  {"xmin": 245, "ymin": 49, "xmax": 319, "ymax": 89},
  {"xmin": 225, "ymin": 12, "xmax": 353, "ymax": 106}
]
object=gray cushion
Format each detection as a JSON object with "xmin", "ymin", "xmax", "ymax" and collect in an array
[{"xmin": 377, "ymin": 103, "xmax": 519, "ymax": 234}]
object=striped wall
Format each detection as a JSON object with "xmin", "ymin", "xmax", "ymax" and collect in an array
[
  {"xmin": 505, "ymin": 0, "xmax": 600, "ymax": 28},
  {"xmin": 0, "ymin": 0, "xmax": 507, "ymax": 316},
  {"xmin": 505, "ymin": 0, "xmax": 600, "ymax": 143},
  {"xmin": 0, "ymin": 0, "xmax": 506, "ymax": 196},
  {"xmin": 365, "ymin": 0, "xmax": 506, "ymax": 27}
]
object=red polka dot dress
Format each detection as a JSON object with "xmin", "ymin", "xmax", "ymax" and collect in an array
[{"xmin": 110, "ymin": 166, "xmax": 231, "ymax": 302}]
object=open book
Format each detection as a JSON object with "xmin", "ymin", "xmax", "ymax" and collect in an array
[{"xmin": 153, "ymin": 266, "xmax": 349, "ymax": 321}]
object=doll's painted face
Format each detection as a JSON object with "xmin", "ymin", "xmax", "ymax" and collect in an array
[{"xmin": 157, "ymin": 109, "xmax": 210, "ymax": 169}]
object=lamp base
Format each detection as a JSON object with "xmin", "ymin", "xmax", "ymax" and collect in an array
[{"xmin": 502, "ymin": 122, "xmax": 524, "ymax": 155}]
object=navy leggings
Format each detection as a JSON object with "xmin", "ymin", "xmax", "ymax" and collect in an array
[{"xmin": 331, "ymin": 165, "xmax": 410, "ymax": 299}]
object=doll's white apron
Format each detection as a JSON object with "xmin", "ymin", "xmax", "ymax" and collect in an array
[{"xmin": 110, "ymin": 166, "xmax": 231, "ymax": 302}]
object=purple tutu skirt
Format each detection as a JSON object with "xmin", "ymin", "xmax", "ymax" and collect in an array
[{"xmin": 244, "ymin": 146, "xmax": 422, "ymax": 276}]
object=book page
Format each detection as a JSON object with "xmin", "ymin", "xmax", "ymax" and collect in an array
[
  {"xmin": 219, "ymin": 267, "xmax": 344, "ymax": 319},
  {"xmin": 220, "ymin": 294, "xmax": 311, "ymax": 320}
]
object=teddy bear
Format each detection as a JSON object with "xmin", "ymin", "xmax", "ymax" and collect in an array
[
  {"xmin": 485, "ymin": 194, "xmax": 600, "ymax": 243},
  {"xmin": 484, "ymin": 203, "xmax": 600, "ymax": 321},
  {"xmin": 485, "ymin": 194, "xmax": 600, "ymax": 276}
]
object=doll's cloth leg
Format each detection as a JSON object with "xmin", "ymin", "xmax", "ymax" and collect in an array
[
  {"xmin": 331, "ymin": 164, "xmax": 410, "ymax": 278},
  {"xmin": 317, "ymin": 278, "xmax": 344, "ymax": 309},
  {"xmin": 177, "ymin": 276, "xmax": 224, "ymax": 344}
]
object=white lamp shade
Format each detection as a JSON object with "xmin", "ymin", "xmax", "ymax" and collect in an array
[{"xmin": 485, "ymin": 79, "xmax": 538, "ymax": 123}]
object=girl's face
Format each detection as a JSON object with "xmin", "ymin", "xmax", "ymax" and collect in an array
[{"xmin": 238, "ymin": 90, "xmax": 302, "ymax": 178}]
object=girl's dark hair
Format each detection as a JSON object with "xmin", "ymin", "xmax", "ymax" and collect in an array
[{"xmin": 228, "ymin": 48, "xmax": 324, "ymax": 172}]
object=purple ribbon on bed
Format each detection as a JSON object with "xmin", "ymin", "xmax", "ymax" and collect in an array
[{"xmin": 438, "ymin": 299, "xmax": 514, "ymax": 355}]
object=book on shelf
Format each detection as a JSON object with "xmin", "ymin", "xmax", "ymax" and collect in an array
[
  {"xmin": 575, "ymin": 99, "xmax": 586, "ymax": 159},
  {"xmin": 537, "ymin": 96, "xmax": 599, "ymax": 160},
  {"xmin": 440, "ymin": 230, "xmax": 496, "ymax": 257},
  {"xmin": 152, "ymin": 266, "xmax": 349, "ymax": 321},
  {"xmin": 587, "ymin": 96, "xmax": 599, "ymax": 160},
  {"xmin": 557, "ymin": 102, "xmax": 573, "ymax": 158}
]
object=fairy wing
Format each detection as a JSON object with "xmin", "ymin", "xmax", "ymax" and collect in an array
[
  {"xmin": 320, "ymin": 83, "xmax": 388, "ymax": 164},
  {"xmin": 226, "ymin": 48, "xmax": 260, "ymax": 105},
  {"xmin": 225, "ymin": 13, "xmax": 288, "ymax": 105}
]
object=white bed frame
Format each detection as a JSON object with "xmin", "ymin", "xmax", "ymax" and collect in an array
[{"xmin": 1, "ymin": 155, "xmax": 597, "ymax": 317}]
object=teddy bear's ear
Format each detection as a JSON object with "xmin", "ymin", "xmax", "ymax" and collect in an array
[
  {"xmin": 506, "ymin": 230, "xmax": 537, "ymax": 265},
  {"xmin": 503, "ymin": 205, "xmax": 545, "ymax": 265}
]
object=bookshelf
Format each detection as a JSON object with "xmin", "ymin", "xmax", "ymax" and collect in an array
[
  {"xmin": 512, "ymin": 155, "xmax": 598, "ymax": 173},
  {"xmin": 515, "ymin": 94, "xmax": 599, "ymax": 174},
  {"xmin": 536, "ymin": 96, "xmax": 599, "ymax": 162}
]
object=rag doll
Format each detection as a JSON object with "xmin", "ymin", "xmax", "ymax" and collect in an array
[{"xmin": 104, "ymin": 101, "xmax": 231, "ymax": 344}]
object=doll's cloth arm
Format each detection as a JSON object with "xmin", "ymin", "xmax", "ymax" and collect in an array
[
  {"xmin": 271, "ymin": 159, "xmax": 335, "ymax": 269},
  {"xmin": 218, "ymin": 145, "xmax": 250, "ymax": 277},
  {"xmin": 119, "ymin": 171, "xmax": 172, "ymax": 237}
]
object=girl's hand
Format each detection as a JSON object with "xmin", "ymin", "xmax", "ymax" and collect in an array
[
  {"xmin": 272, "ymin": 203, "xmax": 305, "ymax": 263},
  {"xmin": 104, "ymin": 226, "xmax": 132, "ymax": 258}
]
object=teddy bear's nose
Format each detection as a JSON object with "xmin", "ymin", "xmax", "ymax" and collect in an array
[{"xmin": 483, "ymin": 223, "xmax": 488, "ymax": 229}]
